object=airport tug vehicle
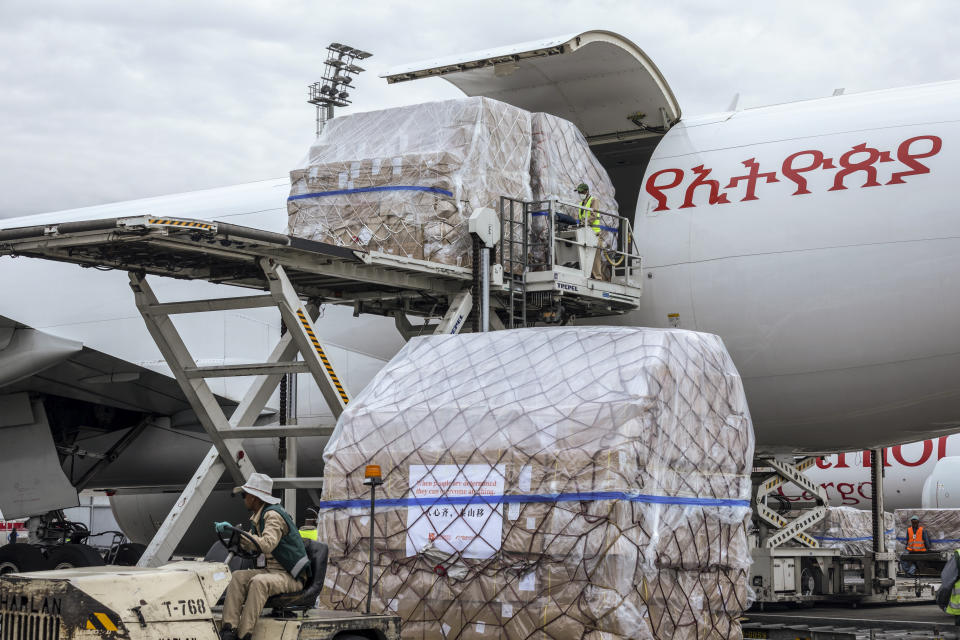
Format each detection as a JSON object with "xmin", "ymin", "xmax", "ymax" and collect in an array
[{"xmin": 0, "ymin": 525, "xmax": 399, "ymax": 640}]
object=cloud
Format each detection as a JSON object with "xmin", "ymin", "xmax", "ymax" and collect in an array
[{"xmin": 0, "ymin": 0, "xmax": 957, "ymax": 217}]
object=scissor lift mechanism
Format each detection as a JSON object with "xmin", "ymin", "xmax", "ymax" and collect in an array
[{"xmin": 0, "ymin": 214, "xmax": 643, "ymax": 565}]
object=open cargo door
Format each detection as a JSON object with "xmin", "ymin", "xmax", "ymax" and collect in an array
[{"xmin": 382, "ymin": 30, "xmax": 681, "ymax": 144}]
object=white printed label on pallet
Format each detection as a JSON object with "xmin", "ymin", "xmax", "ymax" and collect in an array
[
  {"xmin": 519, "ymin": 571, "xmax": 536, "ymax": 591},
  {"xmin": 518, "ymin": 465, "xmax": 532, "ymax": 491},
  {"xmin": 356, "ymin": 227, "xmax": 373, "ymax": 246},
  {"xmin": 406, "ymin": 464, "xmax": 505, "ymax": 559}
]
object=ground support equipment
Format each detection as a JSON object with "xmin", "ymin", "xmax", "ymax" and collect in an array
[
  {"xmin": 750, "ymin": 452, "xmax": 934, "ymax": 606},
  {"xmin": 0, "ymin": 211, "xmax": 644, "ymax": 565}
]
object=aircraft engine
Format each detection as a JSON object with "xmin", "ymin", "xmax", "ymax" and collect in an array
[{"xmin": 921, "ymin": 456, "xmax": 960, "ymax": 508}]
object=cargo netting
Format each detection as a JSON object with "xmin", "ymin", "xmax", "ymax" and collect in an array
[
  {"xmin": 894, "ymin": 508, "xmax": 960, "ymax": 552},
  {"xmin": 288, "ymin": 97, "xmax": 533, "ymax": 267},
  {"xmin": 797, "ymin": 506, "xmax": 895, "ymax": 555},
  {"xmin": 317, "ymin": 327, "xmax": 755, "ymax": 639}
]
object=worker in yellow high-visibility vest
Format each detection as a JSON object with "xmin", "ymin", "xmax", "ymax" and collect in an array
[
  {"xmin": 575, "ymin": 183, "xmax": 608, "ymax": 280},
  {"xmin": 937, "ymin": 548, "xmax": 960, "ymax": 625}
]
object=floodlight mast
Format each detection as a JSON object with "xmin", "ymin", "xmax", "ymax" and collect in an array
[{"xmin": 308, "ymin": 43, "xmax": 372, "ymax": 137}]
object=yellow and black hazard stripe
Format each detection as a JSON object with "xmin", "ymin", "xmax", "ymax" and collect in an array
[
  {"xmin": 147, "ymin": 218, "xmax": 214, "ymax": 230},
  {"xmin": 766, "ymin": 512, "xmax": 818, "ymax": 547},
  {"xmin": 761, "ymin": 457, "xmax": 817, "ymax": 492},
  {"xmin": 85, "ymin": 612, "xmax": 119, "ymax": 632},
  {"xmin": 296, "ymin": 308, "xmax": 349, "ymax": 405},
  {"xmin": 796, "ymin": 532, "xmax": 818, "ymax": 547}
]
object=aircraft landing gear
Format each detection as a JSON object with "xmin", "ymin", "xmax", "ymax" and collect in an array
[{"xmin": 47, "ymin": 544, "xmax": 105, "ymax": 570}]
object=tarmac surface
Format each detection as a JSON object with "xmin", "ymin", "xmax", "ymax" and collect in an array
[{"xmin": 744, "ymin": 602, "xmax": 960, "ymax": 636}]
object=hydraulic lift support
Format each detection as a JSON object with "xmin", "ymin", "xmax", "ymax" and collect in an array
[
  {"xmin": 0, "ymin": 213, "xmax": 644, "ymax": 565},
  {"xmin": 754, "ymin": 456, "xmax": 827, "ymax": 548},
  {"xmin": 751, "ymin": 449, "xmax": 910, "ymax": 605},
  {"xmin": 128, "ymin": 262, "xmax": 339, "ymax": 566}
]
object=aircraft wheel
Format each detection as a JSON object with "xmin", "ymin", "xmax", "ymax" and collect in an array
[
  {"xmin": 47, "ymin": 544, "xmax": 105, "ymax": 570},
  {"xmin": 0, "ymin": 544, "xmax": 46, "ymax": 574},
  {"xmin": 113, "ymin": 542, "xmax": 146, "ymax": 566}
]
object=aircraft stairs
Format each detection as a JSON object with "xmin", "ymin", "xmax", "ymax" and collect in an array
[{"xmin": 0, "ymin": 204, "xmax": 642, "ymax": 565}]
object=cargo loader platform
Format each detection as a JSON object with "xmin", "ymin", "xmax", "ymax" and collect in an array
[
  {"xmin": 0, "ymin": 205, "xmax": 642, "ymax": 565},
  {"xmin": 0, "ymin": 211, "xmax": 642, "ymax": 325}
]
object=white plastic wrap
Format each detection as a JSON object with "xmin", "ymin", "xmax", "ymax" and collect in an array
[
  {"xmin": 805, "ymin": 506, "xmax": 895, "ymax": 555},
  {"xmin": 317, "ymin": 327, "xmax": 755, "ymax": 639},
  {"xmin": 894, "ymin": 508, "xmax": 960, "ymax": 552},
  {"xmin": 529, "ymin": 112, "xmax": 618, "ymax": 268},
  {"xmin": 288, "ymin": 97, "xmax": 532, "ymax": 266}
]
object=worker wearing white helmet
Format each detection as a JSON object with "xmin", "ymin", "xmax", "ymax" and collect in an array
[{"xmin": 217, "ymin": 473, "xmax": 311, "ymax": 640}]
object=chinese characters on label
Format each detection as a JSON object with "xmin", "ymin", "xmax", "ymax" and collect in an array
[{"xmin": 406, "ymin": 464, "xmax": 506, "ymax": 559}]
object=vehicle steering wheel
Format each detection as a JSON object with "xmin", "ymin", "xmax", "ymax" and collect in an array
[{"xmin": 217, "ymin": 525, "xmax": 263, "ymax": 560}]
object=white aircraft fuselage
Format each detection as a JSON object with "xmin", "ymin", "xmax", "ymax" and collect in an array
[{"xmin": 630, "ymin": 80, "xmax": 960, "ymax": 455}]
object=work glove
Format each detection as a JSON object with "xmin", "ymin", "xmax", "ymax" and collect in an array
[{"xmin": 214, "ymin": 521, "xmax": 233, "ymax": 534}]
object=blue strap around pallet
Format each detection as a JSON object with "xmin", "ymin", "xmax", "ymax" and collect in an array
[
  {"xmin": 814, "ymin": 529, "xmax": 894, "ymax": 542},
  {"xmin": 314, "ymin": 490, "xmax": 750, "ymax": 510},
  {"xmin": 288, "ymin": 185, "xmax": 454, "ymax": 201}
]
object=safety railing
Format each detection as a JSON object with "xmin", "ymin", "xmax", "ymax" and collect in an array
[{"xmin": 500, "ymin": 197, "xmax": 642, "ymax": 287}]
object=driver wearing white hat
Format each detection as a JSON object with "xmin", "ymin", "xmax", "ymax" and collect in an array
[{"xmin": 217, "ymin": 473, "xmax": 311, "ymax": 640}]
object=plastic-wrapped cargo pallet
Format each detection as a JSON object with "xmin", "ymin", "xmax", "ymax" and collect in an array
[
  {"xmin": 288, "ymin": 97, "xmax": 532, "ymax": 267},
  {"xmin": 894, "ymin": 508, "xmax": 960, "ymax": 552},
  {"xmin": 317, "ymin": 327, "xmax": 755, "ymax": 640},
  {"xmin": 804, "ymin": 507, "xmax": 895, "ymax": 555},
  {"xmin": 529, "ymin": 113, "xmax": 619, "ymax": 268}
]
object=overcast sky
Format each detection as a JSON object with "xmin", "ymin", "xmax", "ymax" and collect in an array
[{"xmin": 1, "ymin": 0, "xmax": 957, "ymax": 218}]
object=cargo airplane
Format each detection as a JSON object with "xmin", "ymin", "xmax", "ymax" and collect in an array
[{"xmin": 1, "ymin": 30, "xmax": 958, "ymax": 564}]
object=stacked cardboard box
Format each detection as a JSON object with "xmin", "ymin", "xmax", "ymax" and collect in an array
[
  {"xmin": 802, "ymin": 506, "xmax": 895, "ymax": 555},
  {"xmin": 528, "ymin": 113, "xmax": 619, "ymax": 268},
  {"xmin": 318, "ymin": 327, "xmax": 755, "ymax": 639},
  {"xmin": 288, "ymin": 97, "xmax": 533, "ymax": 267},
  {"xmin": 894, "ymin": 508, "xmax": 960, "ymax": 552}
]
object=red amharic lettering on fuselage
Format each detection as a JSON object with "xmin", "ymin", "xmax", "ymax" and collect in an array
[
  {"xmin": 776, "ymin": 436, "xmax": 950, "ymax": 505},
  {"xmin": 645, "ymin": 135, "xmax": 943, "ymax": 211}
]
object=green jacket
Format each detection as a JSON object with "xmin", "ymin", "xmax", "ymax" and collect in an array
[{"xmin": 254, "ymin": 505, "xmax": 312, "ymax": 580}]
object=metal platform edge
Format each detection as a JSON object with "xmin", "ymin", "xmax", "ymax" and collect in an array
[
  {"xmin": 0, "ymin": 215, "xmax": 473, "ymax": 301},
  {"xmin": 0, "ymin": 214, "xmax": 644, "ymax": 321}
]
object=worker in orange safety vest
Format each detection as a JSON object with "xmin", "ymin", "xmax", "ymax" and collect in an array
[
  {"xmin": 902, "ymin": 514, "xmax": 933, "ymax": 576},
  {"xmin": 907, "ymin": 515, "xmax": 932, "ymax": 552}
]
